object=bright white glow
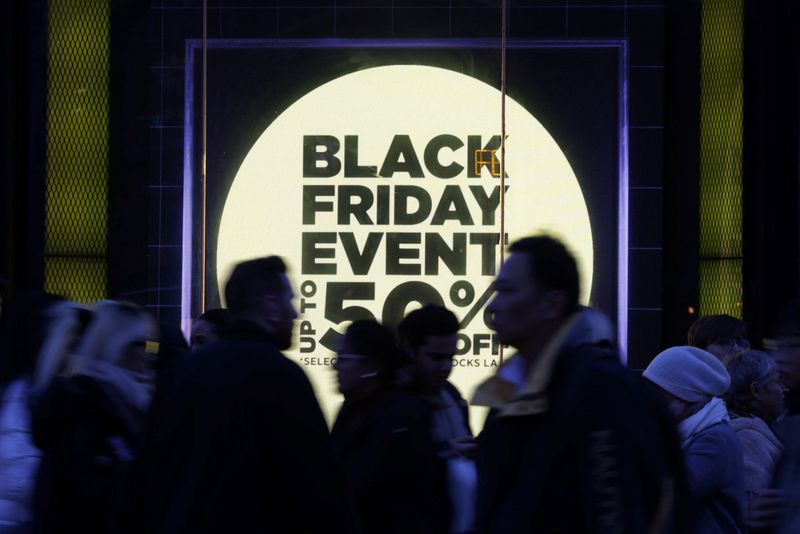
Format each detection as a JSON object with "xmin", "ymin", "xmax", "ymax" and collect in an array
[{"xmin": 217, "ymin": 65, "xmax": 593, "ymax": 429}]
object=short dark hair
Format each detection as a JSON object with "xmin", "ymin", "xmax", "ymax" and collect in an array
[
  {"xmin": 197, "ymin": 308, "xmax": 233, "ymax": 331},
  {"xmin": 224, "ymin": 256, "xmax": 287, "ymax": 316},
  {"xmin": 688, "ymin": 314, "xmax": 747, "ymax": 349},
  {"xmin": 508, "ymin": 235, "xmax": 580, "ymax": 315},
  {"xmin": 397, "ymin": 304, "xmax": 459, "ymax": 349}
]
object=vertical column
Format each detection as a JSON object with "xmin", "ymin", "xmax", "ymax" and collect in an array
[
  {"xmin": 45, "ymin": 0, "xmax": 109, "ymax": 302},
  {"xmin": 698, "ymin": 0, "xmax": 744, "ymax": 316}
]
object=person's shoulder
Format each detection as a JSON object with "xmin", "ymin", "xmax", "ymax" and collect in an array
[
  {"xmin": 563, "ymin": 344, "xmax": 642, "ymax": 393},
  {"xmin": 190, "ymin": 335, "xmax": 298, "ymax": 372},
  {"xmin": 443, "ymin": 380, "xmax": 468, "ymax": 403},
  {"xmin": 692, "ymin": 421, "xmax": 743, "ymax": 451},
  {"xmin": 377, "ymin": 390, "xmax": 432, "ymax": 425},
  {"xmin": 729, "ymin": 415, "xmax": 767, "ymax": 434}
]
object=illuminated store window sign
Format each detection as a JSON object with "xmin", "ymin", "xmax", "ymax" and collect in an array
[{"xmin": 216, "ymin": 65, "xmax": 593, "ymax": 427}]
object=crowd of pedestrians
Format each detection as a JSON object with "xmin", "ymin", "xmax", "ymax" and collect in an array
[{"xmin": 0, "ymin": 234, "xmax": 798, "ymax": 533}]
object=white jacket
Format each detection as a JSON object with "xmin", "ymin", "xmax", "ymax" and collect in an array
[{"xmin": 0, "ymin": 379, "xmax": 41, "ymax": 528}]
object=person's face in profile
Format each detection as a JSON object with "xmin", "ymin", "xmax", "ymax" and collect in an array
[
  {"xmin": 263, "ymin": 274, "xmax": 298, "ymax": 350},
  {"xmin": 487, "ymin": 253, "xmax": 560, "ymax": 349},
  {"xmin": 412, "ymin": 334, "xmax": 458, "ymax": 392},
  {"xmin": 333, "ymin": 335, "xmax": 380, "ymax": 398},
  {"xmin": 190, "ymin": 319, "xmax": 218, "ymax": 350},
  {"xmin": 751, "ymin": 369, "xmax": 786, "ymax": 421}
]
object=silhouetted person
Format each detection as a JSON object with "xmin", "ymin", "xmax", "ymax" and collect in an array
[
  {"xmin": 331, "ymin": 320, "xmax": 443, "ymax": 534},
  {"xmin": 688, "ymin": 314, "xmax": 749, "ymax": 366},
  {"xmin": 138, "ymin": 257, "xmax": 352, "ymax": 533},
  {"xmin": 473, "ymin": 235, "xmax": 689, "ymax": 533},
  {"xmin": 398, "ymin": 305, "xmax": 475, "ymax": 534},
  {"xmin": 189, "ymin": 308, "xmax": 232, "ymax": 350},
  {"xmin": 644, "ymin": 346, "xmax": 745, "ymax": 533},
  {"xmin": 33, "ymin": 301, "xmax": 158, "ymax": 534}
]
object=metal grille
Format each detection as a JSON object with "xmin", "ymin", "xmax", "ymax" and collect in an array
[
  {"xmin": 45, "ymin": 0, "xmax": 110, "ymax": 302},
  {"xmin": 699, "ymin": 0, "xmax": 743, "ymax": 317}
]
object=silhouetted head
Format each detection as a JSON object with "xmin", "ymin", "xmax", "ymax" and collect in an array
[
  {"xmin": 487, "ymin": 235, "xmax": 579, "ymax": 352},
  {"xmin": 643, "ymin": 346, "xmax": 730, "ymax": 422},
  {"xmin": 398, "ymin": 305, "xmax": 459, "ymax": 393},
  {"xmin": 688, "ymin": 314, "xmax": 749, "ymax": 365},
  {"xmin": 224, "ymin": 256, "xmax": 297, "ymax": 350},
  {"xmin": 725, "ymin": 350, "xmax": 785, "ymax": 423},
  {"xmin": 333, "ymin": 320, "xmax": 401, "ymax": 400}
]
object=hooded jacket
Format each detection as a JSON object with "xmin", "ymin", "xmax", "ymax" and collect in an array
[
  {"xmin": 473, "ymin": 308, "xmax": 690, "ymax": 533},
  {"xmin": 728, "ymin": 414, "xmax": 783, "ymax": 492}
]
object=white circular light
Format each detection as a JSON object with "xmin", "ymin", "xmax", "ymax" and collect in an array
[{"xmin": 217, "ymin": 65, "xmax": 593, "ymax": 429}]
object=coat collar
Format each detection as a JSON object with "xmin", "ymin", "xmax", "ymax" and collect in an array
[
  {"xmin": 472, "ymin": 312, "xmax": 583, "ymax": 417},
  {"xmin": 472, "ymin": 307, "xmax": 615, "ymax": 417}
]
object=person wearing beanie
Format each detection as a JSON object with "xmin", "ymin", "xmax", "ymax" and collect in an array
[{"xmin": 644, "ymin": 346, "xmax": 746, "ymax": 534}]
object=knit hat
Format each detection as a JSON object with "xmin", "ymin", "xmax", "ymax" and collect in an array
[{"xmin": 643, "ymin": 346, "xmax": 731, "ymax": 402}]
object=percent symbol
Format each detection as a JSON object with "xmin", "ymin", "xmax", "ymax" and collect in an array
[{"xmin": 449, "ymin": 280, "xmax": 495, "ymax": 329}]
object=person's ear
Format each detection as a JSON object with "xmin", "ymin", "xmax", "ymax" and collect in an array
[
  {"xmin": 541, "ymin": 289, "xmax": 568, "ymax": 320},
  {"xmin": 750, "ymin": 381, "xmax": 764, "ymax": 402}
]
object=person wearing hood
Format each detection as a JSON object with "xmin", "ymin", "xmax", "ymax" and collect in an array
[
  {"xmin": 32, "ymin": 300, "xmax": 157, "ymax": 534},
  {"xmin": 643, "ymin": 346, "xmax": 746, "ymax": 533},
  {"xmin": 473, "ymin": 235, "xmax": 688, "ymax": 533}
]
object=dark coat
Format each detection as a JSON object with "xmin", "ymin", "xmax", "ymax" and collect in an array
[
  {"xmin": 137, "ymin": 321, "xmax": 353, "ymax": 534},
  {"xmin": 442, "ymin": 380, "xmax": 472, "ymax": 436},
  {"xmin": 683, "ymin": 422, "xmax": 745, "ymax": 534},
  {"xmin": 32, "ymin": 375, "xmax": 145, "ymax": 534},
  {"xmin": 331, "ymin": 390, "xmax": 449, "ymax": 534},
  {"xmin": 474, "ymin": 344, "xmax": 690, "ymax": 534}
]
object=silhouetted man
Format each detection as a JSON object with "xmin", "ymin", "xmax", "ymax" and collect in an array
[
  {"xmin": 473, "ymin": 236, "xmax": 689, "ymax": 533},
  {"xmin": 138, "ymin": 257, "xmax": 352, "ymax": 533},
  {"xmin": 398, "ymin": 305, "xmax": 476, "ymax": 534}
]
